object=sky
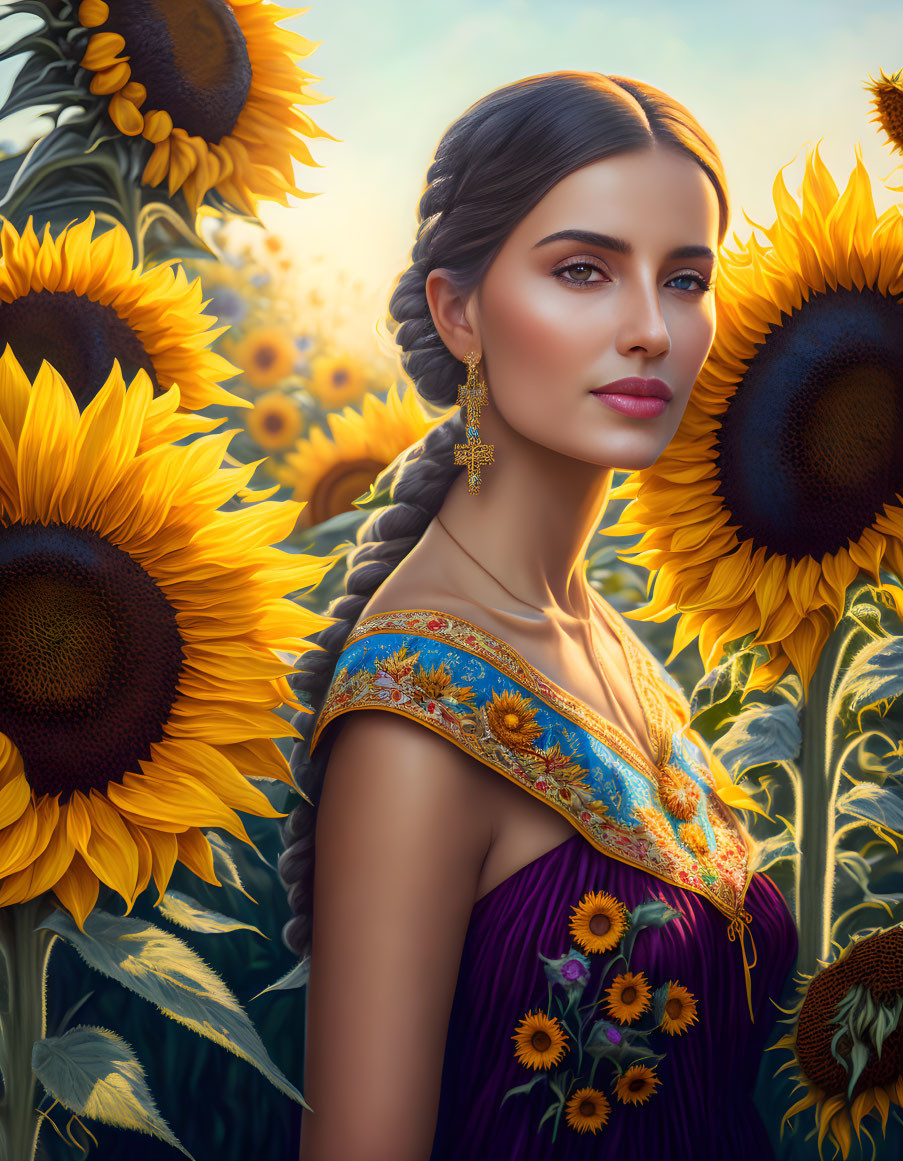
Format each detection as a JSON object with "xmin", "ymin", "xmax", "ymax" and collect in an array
[{"xmin": 2, "ymin": 0, "xmax": 903, "ymax": 350}]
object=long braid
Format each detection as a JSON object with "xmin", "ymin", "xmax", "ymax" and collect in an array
[{"xmin": 278, "ymin": 165, "xmax": 468, "ymax": 959}]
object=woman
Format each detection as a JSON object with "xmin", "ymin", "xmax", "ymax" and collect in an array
[{"xmin": 280, "ymin": 71, "xmax": 798, "ymax": 1160}]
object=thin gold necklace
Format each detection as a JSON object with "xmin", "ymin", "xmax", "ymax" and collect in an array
[
  {"xmin": 433, "ymin": 513, "xmax": 668, "ymax": 769},
  {"xmin": 434, "ymin": 513, "xmax": 561, "ymax": 615}
]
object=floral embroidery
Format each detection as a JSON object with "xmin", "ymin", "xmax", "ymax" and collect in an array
[
  {"xmin": 503, "ymin": 891, "xmax": 696, "ymax": 1141},
  {"xmin": 309, "ymin": 609, "xmax": 753, "ymax": 924}
]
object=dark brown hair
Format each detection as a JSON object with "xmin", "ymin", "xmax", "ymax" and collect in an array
[{"xmin": 278, "ymin": 70, "xmax": 729, "ymax": 959}]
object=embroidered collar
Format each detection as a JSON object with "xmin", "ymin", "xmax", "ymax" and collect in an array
[{"xmin": 310, "ymin": 608, "xmax": 754, "ymax": 930}]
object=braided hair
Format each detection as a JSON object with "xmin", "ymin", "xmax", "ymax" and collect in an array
[{"xmin": 278, "ymin": 70, "xmax": 730, "ymax": 959}]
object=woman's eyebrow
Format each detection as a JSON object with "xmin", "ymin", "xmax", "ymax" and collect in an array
[{"xmin": 532, "ymin": 229, "xmax": 715, "ymax": 262}]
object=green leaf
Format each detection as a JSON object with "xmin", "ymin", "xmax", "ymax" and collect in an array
[
  {"xmin": 499, "ymin": 1070, "xmax": 548, "ymax": 1107},
  {"xmin": 351, "ymin": 459, "xmax": 399, "ymax": 511},
  {"xmin": 619, "ymin": 899, "xmax": 681, "ymax": 966},
  {"xmin": 844, "ymin": 636, "xmax": 903, "ymax": 717},
  {"xmin": 37, "ymin": 909, "xmax": 312, "ymax": 1110},
  {"xmin": 156, "ymin": 890, "xmax": 267, "ymax": 939},
  {"xmin": 837, "ymin": 783, "xmax": 903, "ymax": 839},
  {"xmin": 712, "ymin": 701, "xmax": 801, "ymax": 779},
  {"xmin": 204, "ymin": 830, "xmax": 256, "ymax": 902},
  {"xmin": 32, "ymin": 1025, "xmax": 194, "ymax": 1159},
  {"xmin": 251, "ymin": 957, "xmax": 310, "ymax": 1001}
]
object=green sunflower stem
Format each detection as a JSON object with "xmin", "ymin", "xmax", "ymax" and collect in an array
[
  {"xmin": 0, "ymin": 896, "xmax": 58, "ymax": 1161},
  {"xmin": 795, "ymin": 617, "xmax": 849, "ymax": 977}
]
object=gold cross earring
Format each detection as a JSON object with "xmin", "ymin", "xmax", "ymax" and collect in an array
[{"xmin": 453, "ymin": 352, "xmax": 495, "ymax": 494}]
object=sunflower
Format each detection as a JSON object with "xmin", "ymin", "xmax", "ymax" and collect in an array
[
  {"xmin": 245, "ymin": 391, "xmax": 303, "ymax": 450},
  {"xmin": 307, "ymin": 354, "xmax": 370, "ymax": 408},
  {"xmin": 511, "ymin": 1009, "xmax": 569, "ymax": 1070},
  {"xmin": 602, "ymin": 146, "xmax": 903, "ymax": 696},
  {"xmin": 866, "ymin": 68, "xmax": 903, "ymax": 154},
  {"xmin": 0, "ymin": 354, "xmax": 333, "ymax": 930},
  {"xmin": 613, "ymin": 1064, "xmax": 661, "ymax": 1106},
  {"xmin": 678, "ymin": 821, "xmax": 712, "ymax": 859},
  {"xmin": 564, "ymin": 1086, "xmax": 610, "ymax": 1134},
  {"xmin": 604, "ymin": 971, "xmax": 652, "ymax": 1024},
  {"xmin": 411, "ymin": 663, "xmax": 474, "ymax": 706},
  {"xmin": 660, "ymin": 982, "xmax": 699, "ymax": 1036},
  {"xmin": 0, "ymin": 215, "xmax": 240, "ymax": 411},
  {"xmin": 569, "ymin": 889, "xmax": 629, "ymax": 954},
  {"xmin": 75, "ymin": 0, "xmax": 333, "ymax": 216},
  {"xmin": 656, "ymin": 762, "xmax": 701, "ymax": 820},
  {"xmin": 774, "ymin": 925, "xmax": 903, "ymax": 1159},
  {"xmin": 485, "ymin": 691, "xmax": 544, "ymax": 751},
  {"xmin": 276, "ymin": 383, "xmax": 453, "ymax": 528},
  {"xmin": 234, "ymin": 327, "xmax": 297, "ymax": 390}
]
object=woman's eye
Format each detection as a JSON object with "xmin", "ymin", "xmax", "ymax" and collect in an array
[
  {"xmin": 554, "ymin": 261, "xmax": 607, "ymax": 286},
  {"xmin": 668, "ymin": 272, "xmax": 711, "ymax": 293}
]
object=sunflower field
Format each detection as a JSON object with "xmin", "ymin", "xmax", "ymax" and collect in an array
[{"xmin": 2, "ymin": 3, "xmax": 903, "ymax": 1160}]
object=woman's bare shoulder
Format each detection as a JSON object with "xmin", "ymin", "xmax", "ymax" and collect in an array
[{"xmin": 302, "ymin": 710, "xmax": 494, "ymax": 1159}]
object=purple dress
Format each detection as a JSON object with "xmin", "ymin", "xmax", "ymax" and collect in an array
[
  {"xmin": 310, "ymin": 608, "xmax": 799, "ymax": 1160},
  {"xmin": 430, "ymin": 834, "xmax": 798, "ymax": 1160}
]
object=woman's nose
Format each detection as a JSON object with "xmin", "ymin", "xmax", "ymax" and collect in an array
[{"xmin": 615, "ymin": 280, "xmax": 671, "ymax": 360}]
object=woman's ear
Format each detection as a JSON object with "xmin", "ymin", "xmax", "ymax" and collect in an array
[{"xmin": 425, "ymin": 268, "xmax": 481, "ymax": 360}]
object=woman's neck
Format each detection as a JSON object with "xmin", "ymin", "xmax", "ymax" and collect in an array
[{"xmin": 435, "ymin": 435, "xmax": 615, "ymax": 622}]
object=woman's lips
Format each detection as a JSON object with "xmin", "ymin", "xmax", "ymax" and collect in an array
[{"xmin": 590, "ymin": 377, "xmax": 672, "ymax": 418}]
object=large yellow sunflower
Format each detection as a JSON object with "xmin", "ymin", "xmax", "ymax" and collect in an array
[
  {"xmin": 603, "ymin": 146, "xmax": 903, "ymax": 695},
  {"xmin": 76, "ymin": 0, "xmax": 334, "ymax": 215},
  {"xmin": 0, "ymin": 353, "xmax": 333, "ymax": 930},
  {"xmin": 276, "ymin": 383, "xmax": 454, "ymax": 528},
  {"xmin": 774, "ymin": 925, "xmax": 903, "ymax": 1159},
  {"xmin": 0, "ymin": 215, "xmax": 241, "ymax": 412}
]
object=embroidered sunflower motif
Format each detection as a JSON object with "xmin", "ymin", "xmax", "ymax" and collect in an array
[
  {"xmin": 614, "ymin": 1064, "xmax": 661, "ymax": 1105},
  {"xmin": 485, "ymin": 691, "xmax": 544, "ymax": 751},
  {"xmin": 604, "ymin": 971, "xmax": 652, "ymax": 1024},
  {"xmin": 411, "ymin": 664, "xmax": 452, "ymax": 700},
  {"xmin": 656, "ymin": 763, "xmax": 701, "ymax": 821},
  {"xmin": 511, "ymin": 1010, "xmax": 568, "ymax": 1070},
  {"xmin": 635, "ymin": 806, "xmax": 676, "ymax": 846},
  {"xmin": 660, "ymin": 982, "xmax": 699, "ymax": 1036},
  {"xmin": 535, "ymin": 741, "xmax": 586, "ymax": 782},
  {"xmin": 569, "ymin": 890, "xmax": 628, "ymax": 955},
  {"xmin": 376, "ymin": 647, "xmax": 420, "ymax": 682},
  {"xmin": 564, "ymin": 1086, "xmax": 610, "ymax": 1134},
  {"xmin": 678, "ymin": 821, "xmax": 712, "ymax": 858}
]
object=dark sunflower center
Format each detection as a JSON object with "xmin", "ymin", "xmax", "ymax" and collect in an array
[
  {"xmin": 715, "ymin": 287, "xmax": 903, "ymax": 560},
  {"xmin": 628, "ymin": 1078, "xmax": 647, "ymax": 1092},
  {"xmin": 531, "ymin": 1030, "xmax": 551, "ymax": 1052},
  {"xmin": 0, "ymin": 523, "xmax": 184, "ymax": 800},
  {"xmin": 796, "ymin": 928, "xmax": 903, "ymax": 1098},
  {"xmin": 254, "ymin": 344, "xmax": 279, "ymax": 372},
  {"xmin": 620, "ymin": 986, "xmax": 637, "ymax": 1005},
  {"xmin": 589, "ymin": 913, "xmax": 611, "ymax": 936},
  {"xmin": 263, "ymin": 410, "xmax": 286, "ymax": 434},
  {"xmin": 0, "ymin": 291, "xmax": 159, "ymax": 409},
  {"xmin": 332, "ymin": 370, "xmax": 349, "ymax": 387},
  {"xmin": 307, "ymin": 457, "xmax": 386, "ymax": 526},
  {"xmin": 578, "ymin": 1100, "xmax": 596, "ymax": 1117},
  {"xmin": 665, "ymin": 998, "xmax": 683, "ymax": 1019},
  {"xmin": 104, "ymin": 0, "xmax": 252, "ymax": 143}
]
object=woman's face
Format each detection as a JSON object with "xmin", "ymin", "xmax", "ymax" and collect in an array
[{"xmin": 461, "ymin": 145, "xmax": 721, "ymax": 472}]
